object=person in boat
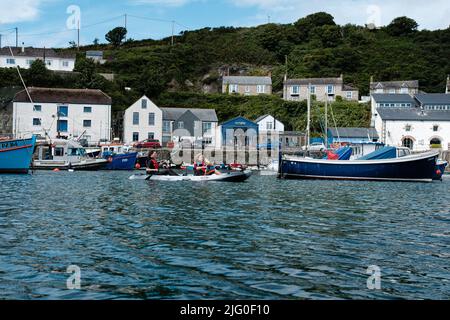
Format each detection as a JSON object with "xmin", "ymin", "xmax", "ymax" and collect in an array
[
  {"xmin": 147, "ymin": 151, "xmax": 160, "ymax": 173},
  {"xmin": 193, "ymin": 154, "xmax": 216, "ymax": 176}
]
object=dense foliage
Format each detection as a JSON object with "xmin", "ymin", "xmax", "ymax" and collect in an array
[{"xmin": 1, "ymin": 12, "xmax": 449, "ymax": 135}]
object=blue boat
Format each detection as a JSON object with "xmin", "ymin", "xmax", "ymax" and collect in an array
[
  {"xmin": 0, "ymin": 136, "xmax": 37, "ymax": 174},
  {"xmin": 280, "ymin": 151, "xmax": 439, "ymax": 182},
  {"xmin": 101, "ymin": 144, "xmax": 138, "ymax": 170}
]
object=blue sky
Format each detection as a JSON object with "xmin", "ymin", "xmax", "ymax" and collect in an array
[{"xmin": 0, "ymin": 0, "xmax": 449, "ymax": 48}]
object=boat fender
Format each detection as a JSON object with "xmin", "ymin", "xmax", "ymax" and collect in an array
[
  {"xmin": 108, "ymin": 156, "xmax": 113, "ymax": 163},
  {"xmin": 135, "ymin": 163, "xmax": 141, "ymax": 169},
  {"xmin": 436, "ymin": 169, "xmax": 442, "ymax": 176}
]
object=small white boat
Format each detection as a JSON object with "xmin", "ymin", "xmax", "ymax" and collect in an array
[{"xmin": 129, "ymin": 170, "xmax": 252, "ymax": 182}]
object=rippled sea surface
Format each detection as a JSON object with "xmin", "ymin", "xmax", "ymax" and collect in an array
[{"xmin": 1, "ymin": 171, "xmax": 450, "ymax": 300}]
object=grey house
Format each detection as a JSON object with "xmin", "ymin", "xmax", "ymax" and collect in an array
[
  {"xmin": 222, "ymin": 76, "xmax": 272, "ymax": 95},
  {"xmin": 370, "ymin": 79, "xmax": 419, "ymax": 95},
  {"xmin": 161, "ymin": 108, "xmax": 218, "ymax": 147},
  {"xmin": 415, "ymin": 93, "xmax": 450, "ymax": 110}
]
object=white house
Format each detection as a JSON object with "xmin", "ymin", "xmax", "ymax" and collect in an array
[
  {"xmin": 12, "ymin": 87, "xmax": 112, "ymax": 145},
  {"xmin": 123, "ymin": 96, "xmax": 163, "ymax": 145},
  {"xmin": 0, "ymin": 47, "xmax": 76, "ymax": 72},
  {"xmin": 375, "ymin": 109, "xmax": 450, "ymax": 152},
  {"xmin": 255, "ymin": 114, "xmax": 285, "ymax": 146}
]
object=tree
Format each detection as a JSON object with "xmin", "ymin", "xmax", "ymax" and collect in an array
[
  {"xmin": 105, "ymin": 27, "xmax": 127, "ymax": 47},
  {"xmin": 294, "ymin": 12, "xmax": 336, "ymax": 41},
  {"xmin": 386, "ymin": 17, "xmax": 418, "ymax": 36},
  {"xmin": 25, "ymin": 60, "xmax": 53, "ymax": 87},
  {"xmin": 69, "ymin": 41, "xmax": 77, "ymax": 48},
  {"xmin": 93, "ymin": 38, "xmax": 99, "ymax": 46},
  {"xmin": 74, "ymin": 57, "xmax": 107, "ymax": 89}
]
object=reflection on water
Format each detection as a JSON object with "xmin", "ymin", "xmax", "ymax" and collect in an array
[{"xmin": 1, "ymin": 172, "xmax": 450, "ymax": 299}]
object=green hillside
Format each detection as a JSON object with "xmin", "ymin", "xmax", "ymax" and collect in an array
[{"xmin": 1, "ymin": 12, "xmax": 449, "ymax": 133}]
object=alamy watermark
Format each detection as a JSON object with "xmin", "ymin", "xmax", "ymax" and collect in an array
[
  {"xmin": 66, "ymin": 265, "xmax": 81, "ymax": 290},
  {"xmin": 367, "ymin": 265, "xmax": 382, "ymax": 290},
  {"xmin": 66, "ymin": 5, "xmax": 81, "ymax": 30}
]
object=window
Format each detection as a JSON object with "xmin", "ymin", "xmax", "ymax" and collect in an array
[
  {"xmin": 132, "ymin": 132, "xmax": 139, "ymax": 142},
  {"xmin": 45, "ymin": 60, "xmax": 52, "ymax": 66},
  {"xmin": 148, "ymin": 132, "xmax": 155, "ymax": 140},
  {"xmin": 133, "ymin": 112, "xmax": 139, "ymax": 125},
  {"xmin": 245, "ymin": 86, "xmax": 251, "ymax": 93},
  {"xmin": 257, "ymin": 85, "xmax": 265, "ymax": 94},
  {"xmin": 346, "ymin": 91, "xmax": 353, "ymax": 99},
  {"xmin": 148, "ymin": 113, "xmax": 155, "ymax": 126},
  {"xmin": 27, "ymin": 59, "xmax": 35, "ymax": 65},
  {"xmin": 163, "ymin": 121, "xmax": 171, "ymax": 133},
  {"xmin": 405, "ymin": 124, "xmax": 412, "ymax": 132},
  {"xmin": 433, "ymin": 125, "xmax": 439, "ymax": 132},
  {"xmin": 142, "ymin": 99, "xmax": 147, "ymax": 109},
  {"xmin": 32, "ymin": 118, "xmax": 41, "ymax": 126},
  {"xmin": 202, "ymin": 122, "xmax": 212, "ymax": 134},
  {"xmin": 266, "ymin": 122, "xmax": 274, "ymax": 130},
  {"xmin": 400, "ymin": 87, "xmax": 408, "ymax": 94},
  {"xmin": 54, "ymin": 147, "xmax": 65, "ymax": 157},
  {"xmin": 309, "ymin": 86, "xmax": 316, "ymax": 94},
  {"xmin": 58, "ymin": 106, "xmax": 68, "ymax": 117},
  {"xmin": 6, "ymin": 58, "xmax": 15, "ymax": 64},
  {"xmin": 389, "ymin": 89, "xmax": 396, "ymax": 94},
  {"xmin": 178, "ymin": 121, "xmax": 184, "ymax": 129},
  {"xmin": 327, "ymin": 85, "xmax": 334, "ymax": 95},
  {"xmin": 402, "ymin": 138, "xmax": 414, "ymax": 150},
  {"xmin": 57, "ymin": 120, "xmax": 68, "ymax": 132},
  {"xmin": 229, "ymin": 84, "xmax": 238, "ymax": 93},
  {"xmin": 84, "ymin": 107, "xmax": 92, "ymax": 113},
  {"xmin": 83, "ymin": 120, "xmax": 92, "ymax": 128},
  {"xmin": 375, "ymin": 88, "xmax": 383, "ymax": 93},
  {"xmin": 430, "ymin": 138, "xmax": 442, "ymax": 147},
  {"xmin": 291, "ymin": 86, "xmax": 300, "ymax": 95},
  {"xmin": 34, "ymin": 105, "xmax": 42, "ymax": 112},
  {"xmin": 62, "ymin": 61, "xmax": 69, "ymax": 67}
]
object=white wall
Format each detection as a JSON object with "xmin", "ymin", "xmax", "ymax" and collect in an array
[
  {"xmin": 375, "ymin": 116, "xmax": 450, "ymax": 151},
  {"xmin": 257, "ymin": 115, "xmax": 285, "ymax": 133},
  {"xmin": 123, "ymin": 96, "xmax": 163, "ymax": 145},
  {"xmin": 0, "ymin": 56, "xmax": 75, "ymax": 71},
  {"xmin": 13, "ymin": 102, "xmax": 111, "ymax": 144}
]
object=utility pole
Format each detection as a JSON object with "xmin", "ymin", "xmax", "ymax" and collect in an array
[
  {"xmin": 15, "ymin": 27, "xmax": 18, "ymax": 47},
  {"xmin": 171, "ymin": 20, "xmax": 175, "ymax": 46},
  {"xmin": 124, "ymin": 13, "xmax": 127, "ymax": 41},
  {"xmin": 0, "ymin": 34, "xmax": 2, "ymax": 48},
  {"xmin": 268, "ymin": 15, "xmax": 271, "ymax": 24},
  {"xmin": 77, "ymin": 20, "xmax": 80, "ymax": 50}
]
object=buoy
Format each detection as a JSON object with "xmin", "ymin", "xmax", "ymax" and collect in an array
[
  {"xmin": 135, "ymin": 163, "xmax": 141, "ymax": 169},
  {"xmin": 53, "ymin": 168, "xmax": 60, "ymax": 172},
  {"xmin": 436, "ymin": 169, "xmax": 442, "ymax": 176},
  {"xmin": 108, "ymin": 157, "xmax": 113, "ymax": 163}
]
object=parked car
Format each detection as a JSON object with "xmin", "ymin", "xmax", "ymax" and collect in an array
[
  {"xmin": 133, "ymin": 139, "xmax": 161, "ymax": 149},
  {"xmin": 308, "ymin": 142, "xmax": 326, "ymax": 151}
]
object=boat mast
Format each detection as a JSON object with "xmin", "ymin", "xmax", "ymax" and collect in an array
[
  {"xmin": 324, "ymin": 94, "xmax": 328, "ymax": 149},
  {"xmin": 307, "ymin": 83, "xmax": 311, "ymax": 150}
]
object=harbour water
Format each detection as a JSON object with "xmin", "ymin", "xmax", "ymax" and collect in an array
[{"xmin": 1, "ymin": 172, "xmax": 450, "ymax": 300}]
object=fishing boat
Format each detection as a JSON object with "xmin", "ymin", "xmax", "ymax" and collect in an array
[
  {"xmin": 32, "ymin": 139, "xmax": 108, "ymax": 171},
  {"xmin": 279, "ymin": 150, "xmax": 439, "ymax": 182},
  {"xmin": 100, "ymin": 144, "xmax": 138, "ymax": 170},
  {"xmin": 129, "ymin": 169, "xmax": 252, "ymax": 182},
  {"xmin": 0, "ymin": 136, "xmax": 37, "ymax": 173}
]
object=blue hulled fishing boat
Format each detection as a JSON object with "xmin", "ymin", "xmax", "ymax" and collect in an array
[
  {"xmin": 101, "ymin": 144, "xmax": 138, "ymax": 170},
  {"xmin": 279, "ymin": 151, "xmax": 439, "ymax": 183},
  {"xmin": 0, "ymin": 136, "xmax": 37, "ymax": 173}
]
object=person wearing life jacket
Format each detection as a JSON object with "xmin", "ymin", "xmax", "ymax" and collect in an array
[{"xmin": 147, "ymin": 151, "xmax": 160, "ymax": 174}]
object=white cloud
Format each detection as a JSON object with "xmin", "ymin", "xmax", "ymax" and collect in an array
[
  {"xmin": 131, "ymin": 0, "xmax": 196, "ymax": 7},
  {"xmin": 227, "ymin": 0, "xmax": 450, "ymax": 30},
  {"xmin": 0, "ymin": 0, "xmax": 43, "ymax": 24}
]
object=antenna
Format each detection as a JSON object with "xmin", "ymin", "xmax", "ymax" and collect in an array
[{"xmin": 8, "ymin": 46, "xmax": 33, "ymax": 104}]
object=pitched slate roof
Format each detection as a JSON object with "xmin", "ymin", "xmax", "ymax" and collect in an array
[
  {"xmin": 371, "ymin": 94, "xmax": 416, "ymax": 104},
  {"xmin": 328, "ymin": 127, "xmax": 379, "ymax": 139},
  {"xmin": 342, "ymin": 84, "xmax": 359, "ymax": 91},
  {"xmin": 415, "ymin": 93, "xmax": 450, "ymax": 105},
  {"xmin": 285, "ymin": 77, "xmax": 343, "ymax": 85},
  {"xmin": 255, "ymin": 114, "xmax": 270, "ymax": 123},
  {"xmin": 13, "ymin": 87, "xmax": 112, "ymax": 105},
  {"xmin": 0, "ymin": 47, "xmax": 75, "ymax": 59},
  {"xmin": 377, "ymin": 108, "xmax": 450, "ymax": 121},
  {"xmin": 222, "ymin": 76, "xmax": 272, "ymax": 85},
  {"xmin": 370, "ymin": 80, "xmax": 419, "ymax": 90},
  {"xmin": 161, "ymin": 108, "xmax": 218, "ymax": 122}
]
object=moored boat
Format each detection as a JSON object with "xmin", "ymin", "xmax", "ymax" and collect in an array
[
  {"xmin": 0, "ymin": 136, "xmax": 37, "ymax": 174},
  {"xmin": 279, "ymin": 151, "xmax": 439, "ymax": 182},
  {"xmin": 32, "ymin": 139, "xmax": 108, "ymax": 171},
  {"xmin": 100, "ymin": 144, "xmax": 138, "ymax": 170}
]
